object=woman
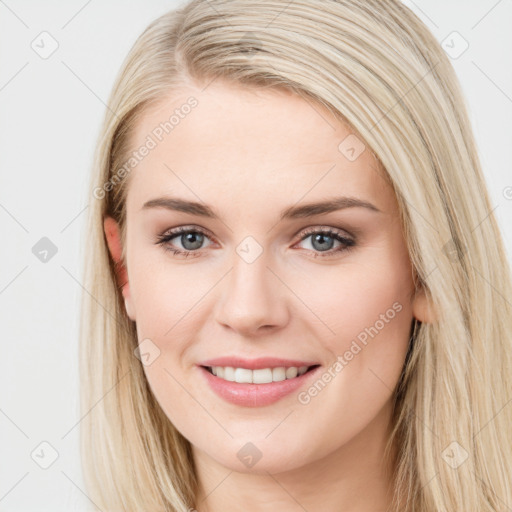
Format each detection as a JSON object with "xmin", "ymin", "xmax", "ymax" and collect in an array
[{"xmin": 80, "ymin": 0, "xmax": 512, "ymax": 510}]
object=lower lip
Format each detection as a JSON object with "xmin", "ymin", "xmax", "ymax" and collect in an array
[{"xmin": 198, "ymin": 365, "xmax": 321, "ymax": 407}]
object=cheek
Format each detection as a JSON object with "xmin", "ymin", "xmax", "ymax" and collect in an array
[
  {"xmin": 296, "ymin": 251, "xmax": 413, "ymax": 345},
  {"xmin": 285, "ymin": 269, "xmax": 413, "ymax": 462},
  {"xmin": 301, "ymin": 253, "xmax": 414, "ymax": 397},
  {"xmin": 129, "ymin": 264, "xmax": 203, "ymax": 431},
  {"xmin": 328, "ymin": 269, "xmax": 412, "ymax": 347},
  {"xmin": 129, "ymin": 247, "xmax": 205, "ymax": 337}
]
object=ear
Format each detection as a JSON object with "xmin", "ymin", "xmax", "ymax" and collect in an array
[
  {"xmin": 412, "ymin": 285, "xmax": 437, "ymax": 323},
  {"xmin": 103, "ymin": 216, "xmax": 136, "ymax": 320}
]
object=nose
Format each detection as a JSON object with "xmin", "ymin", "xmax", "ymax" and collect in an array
[{"xmin": 214, "ymin": 250, "xmax": 290, "ymax": 337}]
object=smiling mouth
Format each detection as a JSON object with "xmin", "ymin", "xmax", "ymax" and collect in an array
[{"xmin": 201, "ymin": 364, "xmax": 320, "ymax": 384}]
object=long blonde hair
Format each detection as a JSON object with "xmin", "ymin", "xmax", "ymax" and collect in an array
[{"xmin": 79, "ymin": 1, "xmax": 512, "ymax": 510}]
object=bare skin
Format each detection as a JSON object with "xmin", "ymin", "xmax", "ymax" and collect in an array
[{"xmin": 104, "ymin": 79, "xmax": 435, "ymax": 511}]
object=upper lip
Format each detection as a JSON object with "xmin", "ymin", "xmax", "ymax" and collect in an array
[{"xmin": 198, "ymin": 357, "xmax": 320, "ymax": 370}]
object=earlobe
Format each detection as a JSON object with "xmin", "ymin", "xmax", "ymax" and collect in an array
[
  {"xmin": 412, "ymin": 286, "xmax": 437, "ymax": 323},
  {"xmin": 103, "ymin": 216, "xmax": 135, "ymax": 320}
]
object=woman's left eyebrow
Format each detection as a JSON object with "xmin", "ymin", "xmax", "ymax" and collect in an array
[{"xmin": 140, "ymin": 195, "xmax": 382, "ymax": 219}]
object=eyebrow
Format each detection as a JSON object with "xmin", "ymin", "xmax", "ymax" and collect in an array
[{"xmin": 141, "ymin": 196, "xmax": 382, "ymax": 220}]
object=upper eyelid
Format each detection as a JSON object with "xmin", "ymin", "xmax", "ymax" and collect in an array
[{"xmin": 298, "ymin": 225, "xmax": 353, "ymax": 238}]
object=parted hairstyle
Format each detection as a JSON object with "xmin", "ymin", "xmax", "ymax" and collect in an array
[{"xmin": 79, "ymin": 1, "xmax": 512, "ymax": 510}]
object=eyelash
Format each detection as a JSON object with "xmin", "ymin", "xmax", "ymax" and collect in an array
[{"xmin": 155, "ymin": 225, "xmax": 356, "ymax": 259}]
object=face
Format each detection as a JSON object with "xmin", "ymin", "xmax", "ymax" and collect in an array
[{"xmin": 104, "ymin": 80, "xmax": 433, "ymax": 476}]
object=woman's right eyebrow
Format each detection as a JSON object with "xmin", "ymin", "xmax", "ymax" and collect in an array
[
  {"xmin": 141, "ymin": 197, "xmax": 216, "ymax": 217},
  {"xmin": 140, "ymin": 195, "xmax": 382, "ymax": 220}
]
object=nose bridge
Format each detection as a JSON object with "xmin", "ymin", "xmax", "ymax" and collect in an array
[{"xmin": 215, "ymin": 242, "xmax": 288, "ymax": 334}]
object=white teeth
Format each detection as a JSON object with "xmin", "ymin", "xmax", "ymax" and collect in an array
[
  {"xmin": 272, "ymin": 367, "xmax": 286, "ymax": 382},
  {"xmin": 209, "ymin": 365, "xmax": 314, "ymax": 383},
  {"xmin": 285, "ymin": 367, "xmax": 298, "ymax": 379},
  {"xmin": 252, "ymin": 368, "xmax": 272, "ymax": 384},
  {"xmin": 223, "ymin": 366, "xmax": 236, "ymax": 381},
  {"xmin": 234, "ymin": 368, "xmax": 253, "ymax": 383}
]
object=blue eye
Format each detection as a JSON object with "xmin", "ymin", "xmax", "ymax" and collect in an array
[
  {"xmin": 155, "ymin": 226, "xmax": 356, "ymax": 258},
  {"xmin": 156, "ymin": 226, "xmax": 212, "ymax": 258},
  {"xmin": 296, "ymin": 227, "xmax": 356, "ymax": 257}
]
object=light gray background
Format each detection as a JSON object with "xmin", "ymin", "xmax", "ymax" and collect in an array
[{"xmin": 1, "ymin": 1, "xmax": 511, "ymax": 510}]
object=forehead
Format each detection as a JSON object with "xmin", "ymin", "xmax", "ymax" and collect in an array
[{"xmin": 125, "ymin": 80, "xmax": 395, "ymax": 216}]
